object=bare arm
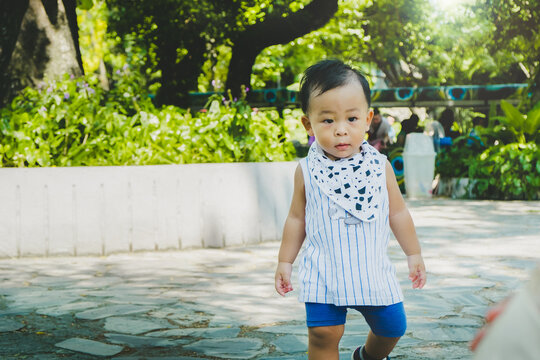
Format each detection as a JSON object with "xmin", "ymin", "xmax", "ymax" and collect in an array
[
  {"xmin": 386, "ymin": 160, "xmax": 426, "ymax": 289},
  {"xmin": 275, "ymin": 164, "xmax": 306, "ymax": 296}
]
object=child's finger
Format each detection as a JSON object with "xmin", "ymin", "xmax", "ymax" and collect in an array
[
  {"xmin": 409, "ymin": 268, "xmax": 426, "ymax": 289},
  {"xmin": 415, "ymin": 272, "xmax": 426, "ymax": 289},
  {"xmin": 275, "ymin": 275, "xmax": 293, "ymax": 296}
]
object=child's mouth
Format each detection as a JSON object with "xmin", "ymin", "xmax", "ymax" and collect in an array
[{"xmin": 335, "ymin": 144, "xmax": 349, "ymax": 151}]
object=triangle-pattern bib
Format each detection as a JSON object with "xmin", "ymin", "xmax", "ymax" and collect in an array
[{"xmin": 307, "ymin": 140, "xmax": 386, "ymax": 222}]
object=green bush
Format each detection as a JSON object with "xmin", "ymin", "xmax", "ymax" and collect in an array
[
  {"xmin": 435, "ymin": 136, "xmax": 486, "ymax": 179},
  {"xmin": 469, "ymin": 142, "xmax": 540, "ymax": 200},
  {"xmin": 0, "ymin": 72, "xmax": 296, "ymax": 167}
]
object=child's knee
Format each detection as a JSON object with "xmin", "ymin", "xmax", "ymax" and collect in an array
[{"xmin": 309, "ymin": 325, "xmax": 344, "ymax": 347}]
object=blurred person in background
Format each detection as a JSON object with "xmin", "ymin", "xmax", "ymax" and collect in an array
[
  {"xmin": 471, "ymin": 265, "xmax": 540, "ymax": 360},
  {"xmin": 368, "ymin": 107, "xmax": 392, "ymax": 151}
]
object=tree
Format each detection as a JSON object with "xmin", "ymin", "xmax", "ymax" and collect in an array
[
  {"xmin": 0, "ymin": 0, "xmax": 83, "ymax": 105},
  {"xmin": 483, "ymin": 0, "xmax": 540, "ymax": 104},
  {"xmin": 244, "ymin": 0, "xmax": 434, "ymax": 89},
  {"xmin": 249, "ymin": 0, "xmax": 534, "ymax": 91},
  {"xmin": 106, "ymin": 0, "xmax": 338, "ymax": 106},
  {"xmin": 225, "ymin": 0, "xmax": 338, "ymax": 97},
  {"xmin": 0, "ymin": 0, "xmax": 28, "ymax": 104}
]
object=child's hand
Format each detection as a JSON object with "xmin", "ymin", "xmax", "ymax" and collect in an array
[
  {"xmin": 275, "ymin": 262, "xmax": 294, "ymax": 296},
  {"xmin": 407, "ymin": 254, "xmax": 426, "ymax": 289}
]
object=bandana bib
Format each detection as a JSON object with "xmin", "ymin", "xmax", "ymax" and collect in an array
[{"xmin": 307, "ymin": 140, "xmax": 386, "ymax": 222}]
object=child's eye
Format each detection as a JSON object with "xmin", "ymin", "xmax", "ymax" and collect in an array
[
  {"xmin": 323, "ymin": 119, "xmax": 333, "ymax": 124},
  {"xmin": 348, "ymin": 117, "xmax": 358, "ymax": 122}
]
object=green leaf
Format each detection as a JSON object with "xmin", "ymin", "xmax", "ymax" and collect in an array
[
  {"xmin": 77, "ymin": 0, "xmax": 94, "ymax": 11},
  {"xmin": 524, "ymin": 106, "xmax": 540, "ymax": 137}
]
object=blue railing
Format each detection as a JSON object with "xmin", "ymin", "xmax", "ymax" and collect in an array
[{"xmin": 189, "ymin": 84, "xmax": 528, "ymax": 109}]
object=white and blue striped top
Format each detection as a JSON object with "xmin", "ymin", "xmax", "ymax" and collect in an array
[{"xmin": 297, "ymin": 155, "xmax": 403, "ymax": 306}]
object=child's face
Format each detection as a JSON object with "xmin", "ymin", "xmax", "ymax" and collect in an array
[{"xmin": 302, "ymin": 80, "xmax": 373, "ymax": 161}]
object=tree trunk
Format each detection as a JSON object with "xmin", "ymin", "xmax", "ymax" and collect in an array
[
  {"xmin": 226, "ymin": 0, "xmax": 339, "ymax": 97},
  {"xmin": 2, "ymin": 0, "xmax": 83, "ymax": 104},
  {"xmin": 0, "ymin": 0, "xmax": 30, "ymax": 105},
  {"xmin": 154, "ymin": 33, "xmax": 206, "ymax": 108}
]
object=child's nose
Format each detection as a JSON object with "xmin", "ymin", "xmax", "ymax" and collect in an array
[{"xmin": 335, "ymin": 123, "xmax": 348, "ymax": 136}]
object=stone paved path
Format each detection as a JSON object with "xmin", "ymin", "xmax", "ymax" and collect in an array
[{"xmin": 0, "ymin": 199, "xmax": 539, "ymax": 359}]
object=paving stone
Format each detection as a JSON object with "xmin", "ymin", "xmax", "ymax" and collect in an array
[
  {"xmin": 68, "ymin": 277, "xmax": 124, "ymax": 289},
  {"xmin": 147, "ymin": 327, "xmax": 241, "ymax": 339},
  {"xmin": 343, "ymin": 320, "xmax": 371, "ymax": 335},
  {"xmin": 37, "ymin": 301, "xmax": 101, "ymax": 317},
  {"xmin": 7, "ymin": 292, "xmax": 80, "ymax": 310},
  {"xmin": 76, "ymin": 305, "xmax": 154, "ymax": 320},
  {"xmin": 0, "ymin": 200, "xmax": 538, "ymax": 360},
  {"xmin": 0, "ymin": 318, "xmax": 25, "ymax": 332},
  {"xmin": 261, "ymin": 355, "xmax": 308, "ymax": 360},
  {"xmin": 105, "ymin": 333, "xmax": 188, "ymax": 347},
  {"xmin": 271, "ymin": 335, "xmax": 308, "ymax": 353},
  {"xmin": 256, "ymin": 324, "xmax": 307, "ymax": 335},
  {"xmin": 442, "ymin": 292, "xmax": 489, "ymax": 306},
  {"xmin": 459, "ymin": 305, "xmax": 489, "ymax": 317},
  {"xmin": 114, "ymin": 357, "xmax": 202, "ymax": 360},
  {"xmin": 55, "ymin": 337, "xmax": 124, "ymax": 356},
  {"xmin": 104, "ymin": 317, "xmax": 175, "ymax": 335},
  {"xmin": 411, "ymin": 327, "xmax": 451, "ymax": 342},
  {"xmin": 442, "ymin": 326, "xmax": 477, "ymax": 342},
  {"xmin": 339, "ymin": 335, "xmax": 366, "ymax": 351},
  {"xmin": 28, "ymin": 276, "xmax": 78, "ymax": 287},
  {"xmin": 107, "ymin": 296, "xmax": 177, "ymax": 306},
  {"xmin": 410, "ymin": 343, "xmax": 472, "ymax": 359},
  {"xmin": 0, "ymin": 309, "xmax": 32, "ymax": 316},
  {"xmin": 195, "ymin": 327, "xmax": 241, "ymax": 339},
  {"xmin": 184, "ymin": 338, "xmax": 267, "ymax": 359},
  {"xmin": 439, "ymin": 316, "xmax": 482, "ymax": 327},
  {"xmin": 394, "ymin": 335, "xmax": 423, "ymax": 347},
  {"xmin": 207, "ymin": 314, "xmax": 243, "ymax": 328},
  {"xmin": 142, "ymin": 329, "xmax": 188, "ymax": 338},
  {"xmin": 149, "ymin": 309, "xmax": 209, "ymax": 327}
]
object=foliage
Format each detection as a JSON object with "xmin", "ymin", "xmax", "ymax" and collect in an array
[
  {"xmin": 103, "ymin": 0, "xmax": 313, "ymax": 105},
  {"xmin": 77, "ymin": 1, "xmax": 109, "ymax": 74},
  {"xmin": 436, "ymin": 101, "xmax": 540, "ymax": 200},
  {"xmin": 474, "ymin": 100, "xmax": 540, "ymax": 146},
  {"xmin": 468, "ymin": 142, "xmax": 540, "ymax": 200},
  {"xmin": 482, "ymin": 0, "xmax": 540, "ymax": 92},
  {"xmin": 0, "ymin": 72, "xmax": 296, "ymax": 167},
  {"xmin": 497, "ymin": 100, "xmax": 540, "ymax": 144},
  {"xmin": 246, "ymin": 0, "xmax": 533, "ymax": 90},
  {"xmin": 435, "ymin": 136, "xmax": 486, "ymax": 178}
]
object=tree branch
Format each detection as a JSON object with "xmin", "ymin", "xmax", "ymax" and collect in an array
[{"xmin": 226, "ymin": 0, "xmax": 339, "ymax": 96}]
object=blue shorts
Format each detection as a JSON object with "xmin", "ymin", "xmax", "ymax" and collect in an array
[{"xmin": 305, "ymin": 302, "xmax": 407, "ymax": 337}]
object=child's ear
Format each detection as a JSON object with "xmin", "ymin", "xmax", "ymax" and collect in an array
[
  {"xmin": 366, "ymin": 109, "xmax": 374, "ymax": 126},
  {"xmin": 301, "ymin": 116, "xmax": 314, "ymax": 137}
]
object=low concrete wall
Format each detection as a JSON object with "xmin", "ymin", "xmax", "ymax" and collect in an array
[{"xmin": 0, "ymin": 162, "xmax": 297, "ymax": 258}]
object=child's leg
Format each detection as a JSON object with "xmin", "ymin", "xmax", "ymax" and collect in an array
[
  {"xmin": 305, "ymin": 303, "xmax": 348, "ymax": 360},
  {"xmin": 308, "ymin": 324, "xmax": 344, "ymax": 360},
  {"xmin": 364, "ymin": 331, "xmax": 400, "ymax": 359},
  {"xmin": 354, "ymin": 302, "xmax": 407, "ymax": 359}
]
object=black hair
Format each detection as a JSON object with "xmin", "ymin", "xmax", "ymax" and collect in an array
[
  {"xmin": 299, "ymin": 59, "xmax": 371, "ymax": 114},
  {"xmin": 373, "ymin": 107, "xmax": 380, "ymax": 116}
]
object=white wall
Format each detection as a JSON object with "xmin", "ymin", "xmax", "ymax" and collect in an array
[{"xmin": 0, "ymin": 162, "xmax": 297, "ymax": 258}]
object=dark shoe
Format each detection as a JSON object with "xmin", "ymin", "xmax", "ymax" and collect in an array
[
  {"xmin": 351, "ymin": 346, "xmax": 361, "ymax": 360},
  {"xmin": 351, "ymin": 345, "xmax": 391, "ymax": 360}
]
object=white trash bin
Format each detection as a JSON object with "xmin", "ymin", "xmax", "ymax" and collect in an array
[{"xmin": 403, "ymin": 133, "xmax": 436, "ymax": 198}]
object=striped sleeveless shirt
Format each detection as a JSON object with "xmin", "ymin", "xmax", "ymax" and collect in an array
[{"xmin": 297, "ymin": 143, "xmax": 403, "ymax": 306}]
